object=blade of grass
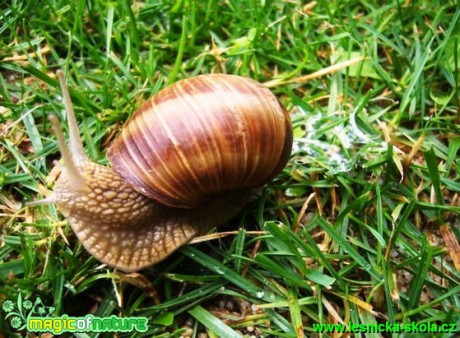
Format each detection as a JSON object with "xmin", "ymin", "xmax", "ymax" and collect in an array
[
  {"xmin": 188, "ymin": 305, "xmax": 241, "ymax": 338},
  {"xmin": 407, "ymin": 235, "xmax": 434, "ymax": 309},
  {"xmin": 318, "ymin": 217, "xmax": 382, "ymax": 280},
  {"xmin": 168, "ymin": 15, "xmax": 187, "ymax": 84},
  {"xmin": 181, "ymin": 246, "xmax": 282, "ymax": 303},
  {"xmin": 423, "ymin": 148, "xmax": 445, "ymax": 223}
]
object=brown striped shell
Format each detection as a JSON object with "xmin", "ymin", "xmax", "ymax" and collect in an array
[{"xmin": 108, "ymin": 74, "xmax": 292, "ymax": 208}]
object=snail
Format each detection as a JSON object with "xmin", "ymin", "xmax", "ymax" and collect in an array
[{"xmin": 31, "ymin": 71, "xmax": 293, "ymax": 272}]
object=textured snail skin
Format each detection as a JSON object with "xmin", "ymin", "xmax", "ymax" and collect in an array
[
  {"xmin": 109, "ymin": 74, "xmax": 292, "ymax": 208},
  {"xmin": 53, "ymin": 160, "xmax": 247, "ymax": 272}
]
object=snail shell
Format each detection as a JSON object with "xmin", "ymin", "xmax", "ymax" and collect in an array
[{"xmin": 109, "ymin": 74, "xmax": 292, "ymax": 208}]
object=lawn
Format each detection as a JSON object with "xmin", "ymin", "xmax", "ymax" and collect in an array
[{"xmin": 1, "ymin": 0, "xmax": 460, "ymax": 337}]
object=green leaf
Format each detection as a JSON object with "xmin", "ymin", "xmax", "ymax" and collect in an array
[
  {"xmin": 0, "ymin": 259, "xmax": 24, "ymax": 279},
  {"xmin": 188, "ymin": 305, "xmax": 241, "ymax": 338},
  {"xmin": 304, "ymin": 270, "xmax": 336, "ymax": 289},
  {"xmin": 319, "ymin": 218, "xmax": 382, "ymax": 280},
  {"xmin": 423, "ymin": 148, "xmax": 444, "ymax": 223},
  {"xmin": 285, "ymin": 187, "xmax": 307, "ymax": 197},
  {"xmin": 152, "ymin": 312, "xmax": 175, "ymax": 326},
  {"xmin": 181, "ymin": 247, "xmax": 282, "ymax": 303},
  {"xmin": 446, "ymin": 137, "xmax": 460, "ymax": 171},
  {"xmin": 407, "ymin": 236, "xmax": 434, "ymax": 309},
  {"xmin": 286, "ymin": 285, "xmax": 303, "ymax": 337}
]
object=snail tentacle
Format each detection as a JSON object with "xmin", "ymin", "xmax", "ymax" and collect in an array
[
  {"xmin": 56, "ymin": 70, "xmax": 88, "ymax": 165},
  {"xmin": 48, "ymin": 114, "xmax": 87, "ymax": 192}
]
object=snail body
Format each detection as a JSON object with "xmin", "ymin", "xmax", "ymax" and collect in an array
[{"xmin": 36, "ymin": 71, "xmax": 292, "ymax": 272}]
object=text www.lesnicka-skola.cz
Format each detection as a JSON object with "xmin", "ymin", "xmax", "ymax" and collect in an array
[{"xmin": 312, "ymin": 322, "xmax": 458, "ymax": 334}]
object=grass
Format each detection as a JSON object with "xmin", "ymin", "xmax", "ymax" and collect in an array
[{"xmin": 1, "ymin": 0, "xmax": 460, "ymax": 337}]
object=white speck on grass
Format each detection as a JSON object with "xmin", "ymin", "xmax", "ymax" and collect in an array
[{"xmin": 292, "ymin": 108, "xmax": 388, "ymax": 175}]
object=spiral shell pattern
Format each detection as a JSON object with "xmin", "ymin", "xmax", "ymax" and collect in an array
[{"xmin": 108, "ymin": 74, "xmax": 292, "ymax": 208}]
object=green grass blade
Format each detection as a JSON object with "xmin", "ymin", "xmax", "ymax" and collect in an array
[
  {"xmin": 181, "ymin": 246, "xmax": 280, "ymax": 302},
  {"xmin": 188, "ymin": 305, "xmax": 241, "ymax": 338},
  {"xmin": 318, "ymin": 217, "xmax": 382, "ymax": 280}
]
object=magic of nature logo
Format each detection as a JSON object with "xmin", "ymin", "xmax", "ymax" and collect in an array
[{"xmin": 2, "ymin": 293, "xmax": 148, "ymax": 334}]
